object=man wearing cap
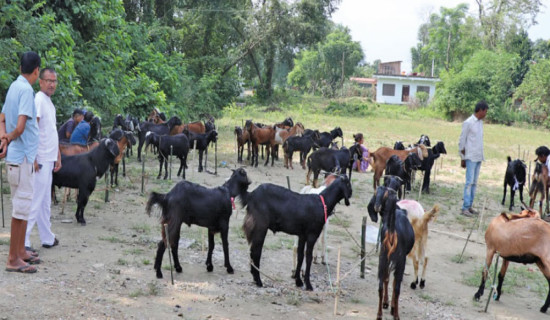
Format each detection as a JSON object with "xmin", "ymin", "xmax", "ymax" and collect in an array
[{"xmin": 58, "ymin": 108, "xmax": 83, "ymax": 143}]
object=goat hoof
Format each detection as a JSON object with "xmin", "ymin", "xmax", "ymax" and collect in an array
[
  {"xmin": 410, "ymin": 282, "xmax": 417, "ymax": 290},
  {"xmin": 383, "ymin": 302, "xmax": 389, "ymax": 309},
  {"xmin": 175, "ymin": 266, "xmax": 182, "ymax": 273},
  {"xmin": 80, "ymin": 221, "xmax": 86, "ymax": 226},
  {"xmin": 295, "ymin": 278, "xmax": 304, "ymax": 287},
  {"xmin": 226, "ymin": 266, "xmax": 234, "ymax": 274},
  {"xmin": 207, "ymin": 265, "xmax": 213, "ymax": 272},
  {"xmin": 474, "ymin": 293, "xmax": 481, "ymax": 301},
  {"xmin": 156, "ymin": 272, "xmax": 163, "ymax": 279},
  {"xmin": 254, "ymin": 279, "xmax": 263, "ymax": 287},
  {"xmin": 419, "ymin": 279, "xmax": 425, "ymax": 289},
  {"xmin": 541, "ymin": 305, "xmax": 548, "ymax": 313},
  {"xmin": 156, "ymin": 176, "xmax": 161, "ymax": 179}
]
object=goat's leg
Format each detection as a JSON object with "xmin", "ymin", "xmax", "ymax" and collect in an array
[
  {"xmin": 177, "ymin": 157, "xmax": 183, "ymax": 177},
  {"xmin": 249, "ymin": 229, "xmax": 267, "ymax": 287},
  {"xmin": 419, "ymin": 256, "xmax": 428, "ymax": 289},
  {"xmin": 313, "ymin": 170, "xmax": 320, "ymax": 188},
  {"xmin": 198, "ymin": 150, "xmax": 204, "ymax": 172},
  {"xmin": 219, "ymin": 226, "xmax": 234, "ymax": 274},
  {"xmin": 253, "ymin": 144, "xmax": 259, "ymax": 167},
  {"xmin": 303, "ymin": 236, "xmax": 317, "ymax": 291},
  {"xmin": 474, "ymin": 250, "xmax": 494, "ymax": 301},
  {"xmin": 509, "ymin": 188, "xmax": 515, "ymax": 211},
  {"xmin": 383, "ymin": 275, "xmax": 390, "ymax": 309},
  {"xmin": 535, "ymin": 260, "xmax": 550, "ymax": 313},
  {"xmin": 137, "ymin": 137, "xmax": 144, "ymax": 162},
  {"xmin": 501, "ymin": 180, "xmax": 507, "ymax": 206},
  {"xmin": 496, "ymin": 259, "xmax": 509, "ymax": 301},
  {"xmin": 410, "ymin": 252, "xmax": 419, "ymax": 289},
  {"xmin": 306, "ymin": 168, "xmax": 312, "ymax": 185},
  {"xmin": 115, "ymin": 163, "xmax": 119, "ymax": 186},
  {"xmin": 154, "ymin": 239, "xmax": 166, "ymax": 279},
  {"xmin": 163, "ymin": 156, "xmax": 169, "ymax": 180},
  {"xmin": 519, "ymin": 185, "xmax": 524, "ymax": 207},
  {"xmin": 263, "ymin": 144, "xmax": 271, "ymax": 166},
  {"xmin": 169, "ymin": 228, "xmax": 182, "ymax": 274},
  {"xmin": 294, "ymin": 236, "xmax": 306, "ymax": 288},
  {"xmin": 206, "ymin": 229, "xmax": 215, "ymax": 272},
  {"xmin": 157, "ymin": 157, "xmax": 163, "ymax": 179},
  {"xmin": 377, "ymin": 267, "xmax": 388, "ymax": 320}
]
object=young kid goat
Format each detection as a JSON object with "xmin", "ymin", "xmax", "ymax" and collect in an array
[
  {"xmin": 529, "ymin": 160, "xmax": 549, "ymax": 215},
  {"xmin": 395, "ymin": 199, "xmax": 439, "ymax": 289},
  {"xmin": 242, "ymin": 175, "xmax": 352, "ymax": 291},
  {"xmin": 473, "ymin": 209, "xmax": 550, "ymax": 313},
  {"xmin": 501, "ymin": 156, "xmax": 527, "ymax": 210},
  {"xmin": 146, "ymin": 168, "xmax": 251, "ymax": 279}
]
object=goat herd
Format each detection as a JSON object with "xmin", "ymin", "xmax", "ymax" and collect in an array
[{"xmin": 45, "ymin": 111, "xmax": 550, "ymax": 319}]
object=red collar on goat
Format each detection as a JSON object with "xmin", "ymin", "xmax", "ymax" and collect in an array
[
  {"xmin": 231, "ymin": 197, "xmax": 236, "ymax": 210},
  {"xmin": 320, "ymin": 195, "xmax": 327, "ymax": 222}
]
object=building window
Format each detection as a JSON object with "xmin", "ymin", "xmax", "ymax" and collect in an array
[
  {"xmin": 417, "ymin": 86, "xmax": 430, "ymax": 94},
  {"xmin": 382, "ymin": 84, "xmax": 395, "ymax": 96}
]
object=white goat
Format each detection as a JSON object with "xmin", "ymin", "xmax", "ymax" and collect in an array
[{"xmin": 396, "ymin": 199, "xmax": 439, "ymax": 289}]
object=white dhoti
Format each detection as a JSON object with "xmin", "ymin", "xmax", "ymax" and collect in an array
[{"xmin": 25, "ymin": 161, "xmax": 56, "ymax": 247}]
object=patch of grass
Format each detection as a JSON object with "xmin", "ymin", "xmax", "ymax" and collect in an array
[
  {"xmin": 331, "ymin": 215, "xmax": 352, "ymax": 228},
  {"xmin": 418, "ymin": 293, "xmax": 436, "ymax": 302},
  {"xmin": 142, "ymin": 259, "xmax": 151, "ymax": 265},
  {"xmin": 131, "ymin": 223, "xmax": 152, "ymax": 234},
  {"xmin": 147, "ymin": 281, "xmax": 160, "ymax": 296},
  {"xmin": 0, "ymin": 239, "xmax": 9, "ymax": 246},
  {"xmin": 117, "ymin": 258, "xmax": 128, "ymax": 266},
  {"xmin": 286, "ymin": 292, "xmax": 302, "ymax": 306},
  {"xmin": 99, "ymin": 236, "xmax": 125, "ymax": 244},
  {"xmin": 124, "ymin": 248, "xmax": 144, "ymax": 255},
  {"xmin": 129, "ymin": 289, "xmax": 144, "ymax": 298},
  {"xmin": 349, "ymin": 296, "xmax": 364, "ymax": 304}
]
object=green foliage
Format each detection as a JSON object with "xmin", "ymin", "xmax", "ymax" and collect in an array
[
  {"xmin": 514, "ymin": 59, "xmax": 550, "ymax": 126},
  {"xmin": 434, "ymin": 50, "xmax": 519, "ymax": 122},
  {"xmin": 325, "ymin": 100, "xmax": 372, "ymax": 117}
]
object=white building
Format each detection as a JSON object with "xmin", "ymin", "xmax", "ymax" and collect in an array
[{"xmin": 373, "ymin": 74, "xmax": 439, "ymax": 105}]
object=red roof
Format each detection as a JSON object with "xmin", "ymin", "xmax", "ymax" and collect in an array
[{"xmin": 349, "ymin": 77, "xmax": 377, "ymax": 84}]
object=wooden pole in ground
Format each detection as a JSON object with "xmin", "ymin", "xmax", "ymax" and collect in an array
[
  {"xmin": 205, "ymin": 140, "xmax": 208, "ymax": 172},
  {"xmin": 169, "ymin": 145, "xmax": 173, "ymax": 180},
  {"xmin": 333, "ymin": 246, "xmax": 342, "ymax": 316},
  {"xmin": 286, "ymin": 176, "xmax": 291, "ymax": 190},
  {"xmin": 164, "ymin": 223, "xmax": 174, "ymax": 285},
  {"xmin": 191, "ymin": 140, "xmax": 196, "ymax": 180},
  {"xmin": 104, "ymin": 174, "xmax": 109, "ymax": 203},
  {"xmin": 484, "ymin": 253, "xmax": 500, "ymax": 312},
  {"xmin": 360, "ymin": 216, "xmax": 366, "ymax": 278},
  {"xmin": 122, "ymin": 154, "xmax": 126, "ymax": 177},
  {"xmin": 141, "ymin": 152, "xmax": 145, "ymax": 195},
  {"xmin": 458, "ymin": 199, "xmax": 486, "ymax": 263},
  {"xmin": 215, "ymin": 139, "xmax": 218, "ymax": 175},
  {"xmin": 528, "ymin": 161, "xmax": 531, "ymax": 191}
]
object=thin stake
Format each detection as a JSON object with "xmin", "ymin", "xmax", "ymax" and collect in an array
[
  {"xmin": 191, "ymin": 140, "xmax": 196, "ymax": 179},
  {"xmin": 104, "ymin": 174, "xmax": 109, "ymax": 203},
  {"xmin": 215, "ymin": 139, "xmax": 217, "ymax": 175},
  {"xmin": 205, "ymin": 140, "xmax": 208, "ymax": 172},
  {"xmin": 433, "ymin": 158, "xmax": 437, "ymax": 182},
  {"xmin": 286, "ymin": 176, "xmax": 291, "ymax": 190},
  {"xmin": 458, "ymin": 208, "xmax": 482, "ymax": 263},
  {"xmin": 360, "ymin": 216, "xmax": 366, "ymax": 278},
  {"xmin": 141, "ymin": 152, "xmax": 145, "ymax": 195},
  {"xmin": 164, "ymin": 223, "xmax": 174, "ymax": 285},
  {"xmin": 528, "ymin": 161, "xmax": 531, "ymax": 192},
  {"xmin": 169, "ymin": 145, "xmax": 173, "ymax": 180},
  {"xmin": 484, "ymin": 253, "xmax": 500, "ymax": 312},
  {"xmin": 333, "ymin": 246, "xmax": 341, "ymax": 316},
  {"xmin": 122, "ymin": 154, "xmax": 126, "ymax": 177}
]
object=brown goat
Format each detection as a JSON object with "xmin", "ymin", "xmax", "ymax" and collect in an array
[
  {"xmin": 370, "ymin": 145, "xmax": 428, "ymax": 190},
  {"xmin": 529, "ymin": 161, "xmax": 549, "ymax": 215},
  {"xmin": 234, "ymin": 126, "xmax": 251, "ymax": 163},
  {"xmin": 474, "ymin": 209, "xmax": 550, "ymax": 313},
  {"xmin": 170, "ymin": 121, "xmax": 206, "ymax": 135},
  {"xmin": 59, "ymin": 141, "xmax": 100, "ymax": 156},
  {"xmin": 397, "ymin": 200, "xmax": 439, "ymax": 289}
]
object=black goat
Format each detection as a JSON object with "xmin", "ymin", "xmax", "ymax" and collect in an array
[
  {"xmin": 368, "ymin": 176, "xmax": 414, "ymax": 320},
  {"xmin": 417, "ymin": 141, "xmax": 447, "ymax": 194},
  {"xmin": 317, "ymin": 127, "xmax": 343, "ymax": 149},
  {"xmin": 502, "ymin": 156, "xmax": 527, "ymax": 210},
  {"xmin": 88, "ymin": 116, "xmax": 102, "ymax": 142},
  {"xmin": 393, "ymin": 141, "xmax": 405, "ymax": 150},
  {"xmin": 145, "ymin": 132, "xmax": 189, "ymax": 180},
  {"xmin": 242, "ymin": 175, "xmax": 352, "ymax": 290},
  {"xmin": 52, "ymin": 138, "xmax": 120, "ymax": 225},
  {"xmin": 186, "ymin": 130, "xmax": 218, "ymax": 172},
  {"xmin": 306, "ymin": 146, "xmax": 363, "ymax": 187},
  {"xmin": 283, "ymin": 132, "xmax": 320, "ymax": 169},
  {"xmin": 385, "ymin": 153, "xmax": 422, "ymax": 197},
  {"xmin": 137, "ymin": 116, "xmax": 182, "ymax": 162},
  {"xmin": 146, "ymin": 168, "xmax": 251, "ymax": 279},
  {"xmin": 417, "ymin": 134, "xmax": 431, "ymax": 147},
  {"xmin": 113, "ymin": 114, "xmax": 140, "ymax": 158},
  {"xmin": 108, "ymin": 129, "xmax": 136, "ymax": 187}
]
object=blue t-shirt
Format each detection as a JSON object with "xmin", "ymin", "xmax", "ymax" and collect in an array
[
  {"xmin": 70, "ymin": 120, "xmax": 90, "ymax": 145},
  {"xmin": 1, "ymin": 75, "xmax": 39, "ymax": 163}
]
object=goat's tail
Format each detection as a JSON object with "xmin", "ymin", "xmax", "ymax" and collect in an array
[
  {"xmin": 146, "ymin": 192, "xmax": 167, "ymax": 217},
  {"xmin": 423, "ymin": 204, "xmax": 439, "ymax": 224},
  {"xmin": 242, "ymin": 210, "xmax": 256, "ymax": 244},
  {"xmin": 383, "ymin": 231, "xmax": 398, "ymax": 259}
]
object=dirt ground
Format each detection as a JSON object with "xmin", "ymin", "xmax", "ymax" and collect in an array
[{"xmin": 0, "ymin": 145, "xmax": 548, "ymax": 320}]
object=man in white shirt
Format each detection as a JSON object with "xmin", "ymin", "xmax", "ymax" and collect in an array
[
  {"xmin": 25, "ymin": 68, "xmax": 62, "ymax": 249},
  {"xmin": 458, "ymin": 100, "xmax": 488, "ymax": 217}
]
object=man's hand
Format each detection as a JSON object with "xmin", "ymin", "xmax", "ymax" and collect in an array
[
  {"xmin": 0, "ymin": 138, "xmax": 7, "ymax": 158},
  {"xmin": 461, "ymin": 160, "xmax": 466, "ymax": 169},
  {"xmin": 34, "ymin": 159, "xmax": 41, "ymax": 173},
  {"xmin": 53, "ymin": 160, "xmax": 62, "ymax": 172}
]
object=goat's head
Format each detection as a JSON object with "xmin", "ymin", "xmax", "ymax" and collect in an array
[
  {"xmin": 434, "ymin": 141, "xmax": 447, "ymax": 154},
  {"xmin": 283, "ymin": 117, "xmax": 294, "ymax": 128},
  {"xmin": 512, "ymin": 159, "xmax": 527, "ymax": 182},
  {"xmin": 393, "ymin": 141, "xmax": 405, "ymax": 150},
  {"xmin": 103, "ymin": 138, "xmax": 120, "ymax": 157},
  {"xmin": 125, "ymin": 131, "xmax": 136, "ymax": 146},
  {"xmin": 332, "ymin": 127, "xmax": 343, "ymax": 138},
  {"xmin": 109, "ymin": 128, "xmax": 124, "ymax": 141},
  {"xmin": 167, "ymin": 116, "xmax": 182, "ymax": 129},
  {"xmin": 418, "ymin": 134, "xmax": 431, "ymax": 147},
  {"xmin": 234, "ymin": 126, "xmax": 242, "ymax": 136},
  {"xmin": 335, "ymin": 175, "xmax": 352, "ymax": 206},
  {"xmin": 208, "ymin": 130, "xmax": 218, "ymax": 144},
  {"xmin": 230, "ymin": 168, "xmax": 252, "ymax": 188}
]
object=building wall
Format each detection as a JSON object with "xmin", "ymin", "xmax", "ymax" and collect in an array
[{"xmin": 374, "ymin": 77, "xmax": 438, "ymax": 105}]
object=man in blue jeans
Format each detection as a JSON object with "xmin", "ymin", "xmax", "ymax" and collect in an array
[{"xmin": 459, "ymin": 100, "xmax": 489, "ymax": 217}]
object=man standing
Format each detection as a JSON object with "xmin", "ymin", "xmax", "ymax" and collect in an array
[
  {"xmin": 25, "ymin": 67, "xmax": 62, "ymax": 250},
  {"xmin": 58, "ymin": 108, "xmax": 83, "ymax": 143},
  {"xmin": 0, "ymin": 51, "xmax": 41, "ymax": 273},
  {"xmin": 458, "ymin": 100, "xmax": 489, "ymax": 217}
]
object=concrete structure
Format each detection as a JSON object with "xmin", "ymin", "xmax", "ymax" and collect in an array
[{"xmin": 373, "ymin": 74, "xmax": 439, "ymax": 105}]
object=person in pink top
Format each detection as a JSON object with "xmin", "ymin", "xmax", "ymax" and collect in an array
[{"xmin": 352, "ymin": 133, "xmax": 369, "ymax": 172}]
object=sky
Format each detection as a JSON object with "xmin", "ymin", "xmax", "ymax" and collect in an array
[{"xmin": 331, "ymin": 0, "xmax": 550, "ymax": 73}]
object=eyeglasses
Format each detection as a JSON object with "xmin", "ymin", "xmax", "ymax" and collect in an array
[{"xmin": 41, "ymin": 79, "xmax": 58, "ymax": 84}]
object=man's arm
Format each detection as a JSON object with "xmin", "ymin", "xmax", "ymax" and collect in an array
[{"xmin": 458, "ymin": 120, "xmax": 470, "ymax": 158}]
